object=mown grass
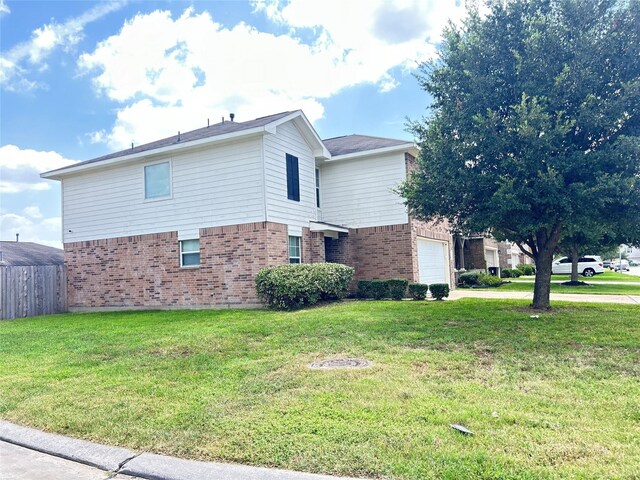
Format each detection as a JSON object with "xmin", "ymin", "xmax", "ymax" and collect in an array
[
  {"xmin": 513, "ymin": 271, "xmax": 640, "ymax": 283},
  {"xmin": 498, "ymin": 282, "xmax": 640, "ymax": 295},
  {"xmin": 1, "ymin": 299, "xmax": 639, "ymax": 479}
]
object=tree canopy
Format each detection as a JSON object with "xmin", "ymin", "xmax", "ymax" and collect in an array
[{"xmin": 401, "ymin": 0, "xmax": 640, "ymax": 308}]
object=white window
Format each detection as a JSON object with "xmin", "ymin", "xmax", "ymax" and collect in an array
[
  {"xmin": 288, "ymin": 236, "xmax": 301, "ymax": 263},
  {"xmin": 180, "ymin": 239, "xmax": 200, "ymax": 267},
  {"xmin": 144, "ymin": 162, "xmax": 171, "ymax": 199}
]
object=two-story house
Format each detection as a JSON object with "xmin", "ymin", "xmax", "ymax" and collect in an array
[{"xmin": 42, "ymin": 110, "xmax": 454, "ymax": 309}]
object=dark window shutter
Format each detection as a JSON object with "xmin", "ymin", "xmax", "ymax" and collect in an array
[{"xmin": 286, "ymin": 154, "xmax": 300, "ymax": 201}]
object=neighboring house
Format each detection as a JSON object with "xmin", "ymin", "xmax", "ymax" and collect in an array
[
  {"xmin": 453, "ymin": 236, "xmax": 533, "ymax": 277},
  {"xmin": 42, "ymin": 110, "xmax": 454, "ymax": 310},
  {"xmin": 0, "ymin": 241, "xmax": 64, "ymax": 266},
  {"xmin": 621, "ymin": 245, "xmax": 640, "ymax": 263},
  {"xmin": 0, "ymin": 242, "xmax": 66, "ymax": 319}
]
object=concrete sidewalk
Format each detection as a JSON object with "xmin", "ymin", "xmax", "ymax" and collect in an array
[
  {"xmin": 448, "ymin": 289, "xmax": 640, "ymax": 304},
  {"xmin": 0, "ymin": 421, "xmax": 363, "ymax": 480},
  {"xmin": 510, "ymin": 279, "xmax": 640, "ymax": 285}
]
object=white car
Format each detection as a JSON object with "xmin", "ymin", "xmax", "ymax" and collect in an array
[
  {"xmin": 552, "ymin": 256, "xmax": 604, "ymax": 277},
  {"xmin": 614, "ymin": 260, "xmax": 630, "ymax": 272}
]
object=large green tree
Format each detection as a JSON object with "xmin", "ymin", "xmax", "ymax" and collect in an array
[{"xmin": 401, "ymin": 0, "xmax": 640, "ymax": 308}]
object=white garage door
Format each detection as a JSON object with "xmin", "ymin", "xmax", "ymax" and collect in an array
[
  {"xmin": 485, "ymin": 248, "xmax": 498, "ymax": 268},
  {"xmin": 417, "ymin": 238, "xmax": 450, "ymax": 285}
]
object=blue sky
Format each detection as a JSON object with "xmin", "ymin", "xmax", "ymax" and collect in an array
[{"xmin": 0, "ymin": 0, "xmax": 468, "ymax": 247}]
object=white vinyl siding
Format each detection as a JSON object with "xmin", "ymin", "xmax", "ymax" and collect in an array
[
  {"xmin": 62, "ymin": 138, "xmax": 264, "ymax": 243},
  {"xmin": 263, "ymin": 122, "xmax": 317, "ymax": 229},
  {"xmin": 320, "ymin": 152, "xmax": 408, "ymax": 228}
]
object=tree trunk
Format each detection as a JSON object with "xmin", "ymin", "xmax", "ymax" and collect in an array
[
  {"xmin": 570, "ymin": 245, "xmax": 580, "ymax": 283},
  {"xmin": 532, "ymin": 247, "xmax": 555, "ymax": 309}
]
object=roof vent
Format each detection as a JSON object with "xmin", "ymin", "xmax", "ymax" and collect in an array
[{"xmin": 230, "ymin": 113, "xmax": 235, "ymax": 122}]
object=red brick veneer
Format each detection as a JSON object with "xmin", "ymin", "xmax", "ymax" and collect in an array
[{"xmin": 64, "ymin": 222, "xmax": 288, "ymax": 309}]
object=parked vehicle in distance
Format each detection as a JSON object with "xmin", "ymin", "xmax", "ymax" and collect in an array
[
  {"xmin": 552, "ymin": 256, "xmax": 604, "ymax": 277},
  {"xmin": 630, "ymin": 260, "xmax": 639, "ymax": 267},
  {"xmin": 613, "ymin": 260, "xmax": 630, "ymax": 272},
  {"xmin": 603, "ymin": 260, "xmax": 612, "ymax": 269}
]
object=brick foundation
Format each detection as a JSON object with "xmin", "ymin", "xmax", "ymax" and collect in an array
[
  {"xmin": 65, "ymin": 219, "xmax": 455, "ymax": 309},
  {"xmin": 64, "ymin": 221, "xmax": 288, "ymax": 309}
]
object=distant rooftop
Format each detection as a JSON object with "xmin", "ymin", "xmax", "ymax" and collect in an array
[
  {"xmin": 0, "ymin": 242, "xmax": 64, "ymax": 266},
  {"xmin": 322, "ymin": 134, "xmax": 412, "ymax": 156}
]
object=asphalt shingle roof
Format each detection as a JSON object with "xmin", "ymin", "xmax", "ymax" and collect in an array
[
  {"xmin": 45, "ymin": 111, "xmax": 295, "ymax": 174},
  {"xmin": 322, "ymin": 134, "xmax": 412, "ymax": 156},
  {"xmin": 0, "ymin": 242, "xmax": 64, "ymax": 266},
  {"xmin": 44, "ymin": 113, "xmax": 415, "ymax": 177}
]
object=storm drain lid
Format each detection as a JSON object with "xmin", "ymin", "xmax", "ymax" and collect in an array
[{"xmin": 309, "ymin": 358, "xmax": 370, "ymax": 369}]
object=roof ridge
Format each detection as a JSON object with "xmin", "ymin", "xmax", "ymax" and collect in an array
[{"xmin": 322, "ymin": 133, "xmax": 413, "ymax": 142}]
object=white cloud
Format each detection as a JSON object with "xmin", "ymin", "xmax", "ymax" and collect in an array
[
  {"xmin": 0, "ymin": 145, "xmax": 77, "ymax": 194},
  {"xmin": 0, "ymin": 1, "xmax": 127, "ymax": 91},
  {"xmin": 23, "ymin": 206, "xmax": 44, "ymax": 219},
  {"xmin": 0, "ymin": 212, "xmax": 62, "ymax": 249},
  {"xmin": 79, "ymin": 2, "xmax": 469, "ymax": 149},
  {"xmin": 0, "ymin": 0, "xmax": 9, "ymax": 16}
]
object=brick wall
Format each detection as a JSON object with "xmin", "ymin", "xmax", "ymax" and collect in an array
[
  {"xmin": 302, "ymin": 228, "xmax": 325, "ymax": 264},
  {"xmin": 64, "ymin": 221, "xmax": 288, "ymax": 309},
  {"xmin": 349, "ymin": 224, "xmax": 415, "ymax": 281}
]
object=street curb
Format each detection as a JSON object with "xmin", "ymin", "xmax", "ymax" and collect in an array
[
  {"xmin": 0, "ymin": 420, "xmax": 137, "ymax": 472},
  {"xmin": 121, "ymin": 452, "xmax": 363, "ymax": 480},
  {"xmin": 0, "ymin": 420, "xmax": 364, "ymax": 480}
]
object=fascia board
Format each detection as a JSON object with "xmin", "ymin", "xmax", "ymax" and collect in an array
[{"xmin": 326, "ymin": 143, "xmax": 418, "ymax": 162}]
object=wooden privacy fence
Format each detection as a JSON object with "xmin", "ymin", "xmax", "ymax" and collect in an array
[{"xmin": 0, "ymin": 265, "xmax": 67, "ymax": 320}]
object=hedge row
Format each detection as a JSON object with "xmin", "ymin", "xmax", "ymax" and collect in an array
[
  {"xmin": 255, "ymin": 263, "xmax": 354, "ymax": 310},
  {"xmin": 357, "ymin": 280, "xmax": 449, "ymax": 300},
  {"xmin": 459, "ymin": 271, "xmax": 502, "ymax": 287}
]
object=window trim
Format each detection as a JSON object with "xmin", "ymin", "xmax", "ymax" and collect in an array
[
  {"xmin": 180, "ymin": 238, "xmax": 200, "ymax": 268},
  {"xmin": 143, "ymin": 160, "xmax": 172, "ymax": 202},
  {"xmin": 288, "ymin": 235, "xmax": 301, "ymax": 263}
]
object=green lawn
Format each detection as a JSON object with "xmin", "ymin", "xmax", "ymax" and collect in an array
[
  {"xmin": 1, "ymin": 300, "xmax": 639, "ymax": 479},
  {"xmin": 498, "ymin": 282, "xmax": 640, "ymax": 295},
  {"xmin": 514, "ymin": 271, "xmax": 640, "ymax": 283}
]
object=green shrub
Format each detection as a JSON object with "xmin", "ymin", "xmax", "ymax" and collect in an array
[
  {"xmin": 501, "ymin": 268, "xmax": 513, "ymax": 278},
  {"xmin": 369, "ymin": 280, "xmax": 390, "ymax": 300},
  {"xmin": 255, "ymin": 263, "xmax": 354, "ymax": 310},
  {"xmin": 356, "ymin": 280, "xmax": 374, "ymax": 299},
  {"xmin": 387, "ymin": 279, "xmax": 409, "ymax": 300},
  {"xmin": 408, "ymin": 283, "xmax": 429, "ymax": 300},
  {"xmin": 429, "ymin": 283, "xmax": 450, "ymax": 300},
  {"xmin": 479, "ymin": 274, "xmax": 502, "ymax": 287},
  {"xmin": 459, "ymin": 272, "xmax": 480, "ymax": 286},
  {"xmin": 510, "ymin": 269, "xmax": 522, "ymax": 278},
  {"xmin": 517, "ymin": 264, "xmax": 535, "ymax": 275}
]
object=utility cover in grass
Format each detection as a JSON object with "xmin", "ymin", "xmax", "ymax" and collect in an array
[{"xmin": 309, "ymin": 358, "xmax": 370, "ymax": 369}]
